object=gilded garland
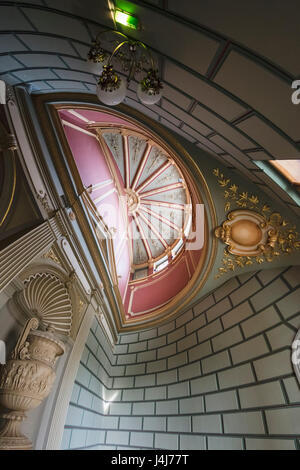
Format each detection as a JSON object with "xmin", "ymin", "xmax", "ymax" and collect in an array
[{"xmin": 213, "ymin": 168, "xmax": 300, "ymax": 279}]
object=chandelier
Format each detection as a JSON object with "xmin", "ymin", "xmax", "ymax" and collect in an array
[{"xmin": 87, "ymin": 30, "xmax": 163, "ymax": 106}]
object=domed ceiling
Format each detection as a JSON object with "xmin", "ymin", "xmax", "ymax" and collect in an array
[
  {"xmin": 57, "ymin": 106, "xmax": 204, "ymax": 322},
  {"xmin": 99, "ymin": 127, "xmax": 191, "ymax": 271}
]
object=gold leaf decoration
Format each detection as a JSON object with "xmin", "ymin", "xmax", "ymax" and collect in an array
[{"xmin": 213, "ymin": 169, "xmax": 300, "ymax": 279}]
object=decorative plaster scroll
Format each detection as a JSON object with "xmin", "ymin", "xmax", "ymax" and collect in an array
[
  {"xmin": 0, "ymin": 221, "xmax": 56, "ymax": 295},
  {"xmin": 213, "ymin": 169, "xmax": 300, "ymax": 278},
  {"xmin": 215, "ymin": 210, "xmax": 278, "ymax": 257},
  {"xmin": 60, "ymin": 238, "xmax": 91, "ymax": 295},
  {"xmin": 16, "ymin": 273, "xmax": 72, "ymax": 336},
  {"xmin": 7, "ymin": 94, "xmax": 53, "ymax": 211},
  {"xmin": 42, "ymin": 248, "xmax": 61, "ymax": 266}
]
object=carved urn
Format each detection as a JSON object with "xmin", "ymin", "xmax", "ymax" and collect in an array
[{"xmin": 0, "ymin": 318, "xmax": 65, "ymax": 450}]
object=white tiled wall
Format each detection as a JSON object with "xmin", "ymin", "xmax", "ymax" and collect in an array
[{"xmin": 62, "ymin": 267, "xmax": 300, "ymax": 450}]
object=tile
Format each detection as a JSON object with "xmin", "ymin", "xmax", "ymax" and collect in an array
[
  {"xmin": 283, "ymin": 377, "xmax": 300, "ymax": 403},
  {"xmin": 109, "ymin": 403, "xmax": 131, "ymax": 415},
  {"xmin": 53, "ymin": 69, "xmax": 95, "ymax": 83},
  {"xmin": 137, "ymin": 350, "xmax": 157, "ymax": 363},
  {"xmin": 190, "ymin": 374, "xmax": 218, "ymax": 395},
  {"xmin": 168, "ymin": 351, "xmax": 188, "ymax": 369},
  {"xmin": 205, "ymin": 390, "xmax": 239, "ymax": 412},
  {"xmin": 177, "ymin": 332, "xmax": 197, "ymax": 352},
  {"xmin": 86, "ymin": 430, "xmax": 105, "ymax": 447},
  {"xmin": 62, "ymin": 56, "xmax": 102, "ymax": 74},
  {"xmin": 167, "ymin": 416, "xmax": 191, "ymax": 433},
  {"xmin": 223, "ymin": 411, "xmax": 265, "ymax": 434},
  {"xmin": 148, "ymin": 335, "xmax": 167, "ymax": 349},
  {"xmin": 202, "ymin": 350, "xmax": 231, "ymax": 374},
  {"xmin": 208, "ymin": 436, "xmax": 243, "ymax": 450},
  {"xmin": 106, "ymin": 431, "xmax": 129, "ymax": 446},
  {"xmin": 214, "ymin": 277, "xmax": 240, "ymax": 302},
  {"xmin": 179, "ymin": 396, "xmax": 204, "ymax": 414},
  {"xmin": 157, "ymin": 343, "xmax": 176, "ymax": 359},
  {"xmin": 245, "ymin": 438, "xmax": 296, "ymax": 450},
  {"xmin": 122, "ymin": 389, "xmax": 144, "ymax": 402},
  {"xmin": 253, "ymin": 350, "xmax": 293, "ymax": 380},
  {"xmin": 206, "ymin": 297, "xmax": 231, "ymax": 322},
  {"xmin": 276, "ymin": 287, "xmax": 300, "ymax": 319},
  {"xmin": 0, "ymin": 6, "xmax": 34, "ymax": 30},
  {"xmin": 222, "ymin": 301, "xmax": 254, "ymax": 329},
  {"xmin": 193, "ymin": 295, "xmax": 215, "ymax": 315},
  {"xmin": 193, "ymin": 104, "xmax": 253, "ymax": 150},
  {"xmin": 14, "ymin": 53, "xmax": 66, "ymax": 68},
  {"xmin": 192, "ymin": 414, "xmax": 222, "ymax": 433},
  {"xmin": 61, "ymin": 429, "xmax": 71, "ymax": 449},
  {"xmin": 185, "ymin": 315, "xmax": 206, "ymax": 336},
  {"xmin": 168, "ymin": 381, "xmax": 190, "ymax": 399},
  {"xmin": 154, "ymin": 433, "xmax": 178, "ymax": 450},
  {"xmin": 117, "ymin": 353, "xmax": 136, "ymax": 365},
  {"xmin": 214, "ymin": 50, "xmax": 300, "ymax": 141},
  {"xmin": 157, "ymin": 369, "xmax": 177, "ymax": 385},
  {"xmin": 266, "ymin": 407, "xmax": 300, "ymax": 435},
  {"xmin": 65, "ymin": 405, "xmax": 83, "ymax": 426},
  {"xmin": 0, "ymin": 35, "xmax": 28, "ymax": 53},
  {"xmin": 180, "ymin": 434, "xmax": 206, "ymax": 450},
  {"xmin": 145, "ymin": 386, "xmax": 167, "ymax": 401},
  {"xmin": 257, "ymin": 268, "xmax": 286, "ymax": 286},
  {"xmin": 197, "ymin": 319, "xmax": 223, "ymax": 344},
  {"xmin": 113, "ymin": 376, "xmax": 134, "ymax": 388},
  {"xmin": 167, "ymin": 326, "xmax": 185, "ymax": 344},
  {"xmin": 237, "ymin": 116, "xmax": 300, "ymax": 159},
  {"xmin": 230, "ymin": 277, "xmax": 261, "ymax": 307},
  {"xmin": 188, "ymin": 341, "xmax": 212, "ymax": 362},
  {"xmin": 176, "ymin": 309, "xmax": 193, "ymax": 328},
  {"xmin": 135, "ymin": 374, "xmax": 155, "ymax": 388},
  {"xmin": 143, "ymin": 417, "xmax": 166, "ymax": 432},
  {"xmin": 0, "ymin": 55, "xmax": 23, "ymax": 73},
  {"xmin": 23, "ymin": 8, "xmax": 90, "ymax": 42},
  {"xmin": 283, "ymin": 267, "xmax": 300, "ymax": 288},
  {"xmin": 127, "ymin": 98, "xmax": 159, "ymax": 121},
  {"xmin": 162, "ymin": 84, "xmax": 191, "ymax": 110},
  {"xmin": 266, "ymin": 324, "xmax": 296, "ymax": 350},
  {"xmin": 239, "ymin": 381, "xmax": 285, "ymax": 408},
  {"xmin": 139, "ymin": 328, "xmax": 158, "ymax": 341},
  {"xmin": 230, "ymin": 335, "xmax": 268, "ymax": 364},
  {"xmin": 146, "ymin": 359, "xmax": 167, "ymax": 374},
  {"xmin": 158, "ymin": 321, "xmax": 175, "ymax": 336},
  {"xmin": 69, "ymin": 429, "xmax": 87, "ymax": 449},
  {"xmin": 162, "ymin": 99, "xmax": 211, "ymax": 136},
  {"xmin": 120, "ymin": 333, "xmax": 139, "ymax": 344},
  {"xmin": 212, "ymin": 326, "xmax": 243, "ymax": 352},
  {"xmin": 164, "ymin": 60, "xmax": 245, "ymax": 120},
  {"xmin": 241, "ymin": 306, "xmax": 280, "ymax": 338},
  {"xmin": 101, "ymin": 416, "xmax": 119, "ymax": 429},
  {"xmin": 46, "ymin": 80, "xmax": 88, "ymax": 90},
  {"xmin": 156, "ymin": 400, "xmax": 178, "ymax": 415},
  {"xmin": 133, "ymin": 402, "xmax": 155, "ymax": 415},
  {"xmin": 130, "ymin": 431, "xmax": 153, "ymax": 448},
  {"xmin": 218, "ymin": 363, "xmax": 255, "ymax": 389},
  {"xmin": 178, "ymin": 362, "xmax": 201, "ymax": 381}
]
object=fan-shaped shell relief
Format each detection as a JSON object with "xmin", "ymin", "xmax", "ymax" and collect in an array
[
  {"xmin": 17, "ymin": 273, "xmax": 72, "ymax": 336},
  {"xmin": 58, "ymin": 107, "xmax": 207, "ymax": 320}
]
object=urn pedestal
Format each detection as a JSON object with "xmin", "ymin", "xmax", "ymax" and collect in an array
[{"xmin": 0, "ymin": 319, "xmax": 65, "ymax": 450}]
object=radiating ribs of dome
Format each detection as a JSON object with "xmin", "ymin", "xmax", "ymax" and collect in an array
[{"xmin": 99, "ymin": 128, "xmax": 189, "ymax": 268}]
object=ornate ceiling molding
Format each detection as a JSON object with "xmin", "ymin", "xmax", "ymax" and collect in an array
[{"xmin": 16, "ymin": 273, "xmax": 72, "ymax": 336}]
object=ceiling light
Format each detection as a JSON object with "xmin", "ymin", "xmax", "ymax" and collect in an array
[{"xmin": 88, "ymin": 30, "xmax": 163, "ymax": 107}]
